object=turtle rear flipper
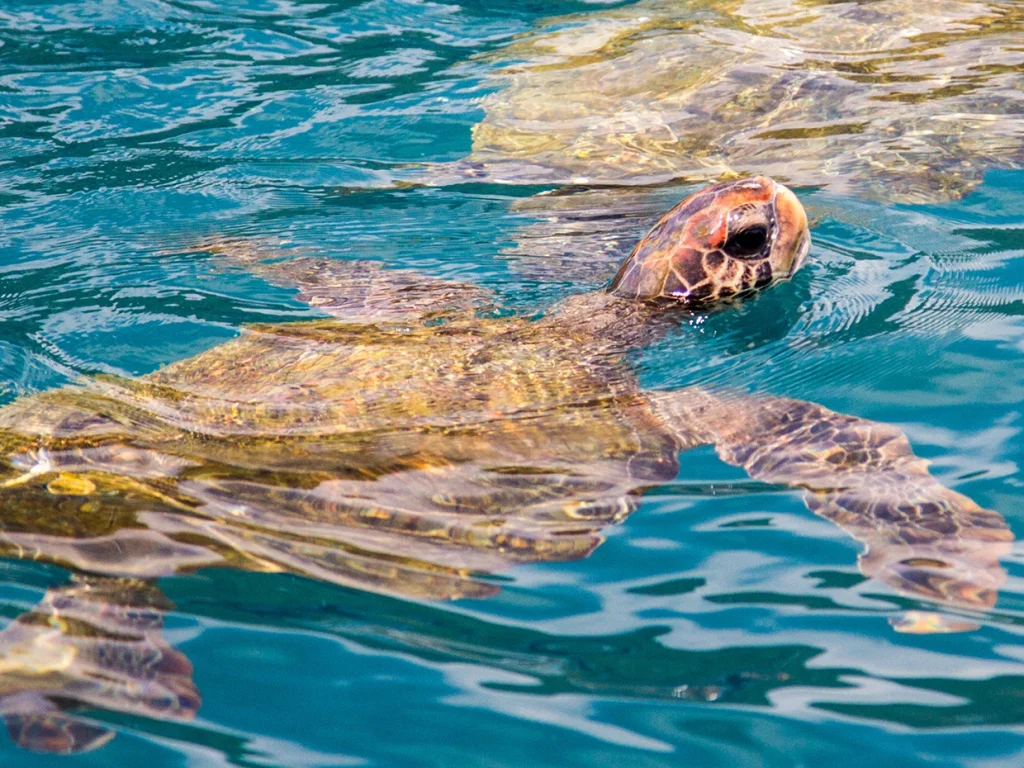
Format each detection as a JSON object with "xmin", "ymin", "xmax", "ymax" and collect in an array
[
  {"xmin": 1, "ymin": 693, "xmax": 113, "ymax": 754},
  {"xmin": 0, "ymin": 577, "xmax": 200, "ymax": 753},
  {"xmin": 204, "ymin": 238, "xmax": 497, "ymax": 322}
]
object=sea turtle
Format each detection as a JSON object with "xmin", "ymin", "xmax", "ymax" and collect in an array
[{"xmin": 0, "ymin": 176, "xmax": 1011, "ymax": 751}]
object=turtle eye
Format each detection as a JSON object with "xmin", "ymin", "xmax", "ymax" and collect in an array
[{"xmin": 723, "ymin": 225, "xmax": 769, "ymax": 259}]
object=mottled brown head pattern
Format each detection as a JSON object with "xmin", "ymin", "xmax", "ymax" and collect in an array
[{"xmin": 608, "ymin": 176, "xmax": 810, "ymax": 305}]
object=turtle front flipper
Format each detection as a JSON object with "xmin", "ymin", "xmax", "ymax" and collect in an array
[
  {"xmin": 0, "ymin": 576, "xmax": 200, "ymax": 753},
  {"xmin": 202, "ymin": 238, "xmax": 498, "ymax": 322},
  {"xmin": 649, "ymin": 390, "xmax": 1014, "ymax": 631}
]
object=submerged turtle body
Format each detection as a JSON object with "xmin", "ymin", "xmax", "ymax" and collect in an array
[
  {"xmin": 0, "ymin": 280, "xmax": 686, "ymax": 598},
  {"xmin": 468, "ymin": 0, "xmax": 1024, "ymax": 204},
  {"xmin": 0, "ymin": 177, "xmax": 1012, "ymax": 750}
]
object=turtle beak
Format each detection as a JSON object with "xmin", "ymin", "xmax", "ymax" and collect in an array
[
  {"xmin": 771, "ymin": 182, "xmax": 811, "ymax": 279},
  {"xmin": 789, "ymin": 229, "xmax": 811, "ymax": 277}
]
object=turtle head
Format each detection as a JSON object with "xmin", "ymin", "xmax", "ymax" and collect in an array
[{"xmin": 608, "ymin": 176, "xmax": 810, "ymax": 305}]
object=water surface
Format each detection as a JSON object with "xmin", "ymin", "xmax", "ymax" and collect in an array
[{"xmin": 1, "ymin": 1, "xmax": 1024, "ymax": 766}]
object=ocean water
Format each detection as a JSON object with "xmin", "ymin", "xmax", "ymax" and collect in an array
[{"xmin": 1, "ymin": 1, "xmax": 1023, "ymax": 766}]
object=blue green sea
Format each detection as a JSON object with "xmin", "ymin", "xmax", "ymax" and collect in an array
[{"xmin": 1, "ymin": 1, "xmax": 1024, "ymax": 766}]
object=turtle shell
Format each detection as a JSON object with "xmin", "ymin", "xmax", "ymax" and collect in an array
[{"xmin": 0, "ymin": 309, "xmax": 685, "ymax": 601}]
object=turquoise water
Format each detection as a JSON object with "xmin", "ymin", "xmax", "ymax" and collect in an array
[{"xmin": 1, "ymin": 1, "xmax": 1024, "ymax": 766}]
